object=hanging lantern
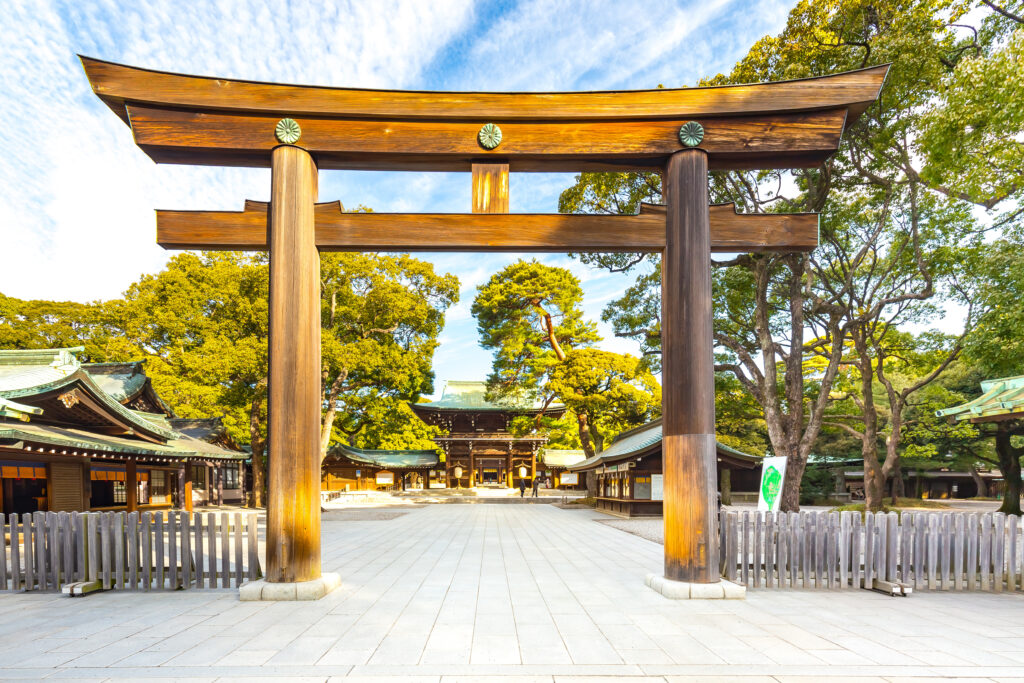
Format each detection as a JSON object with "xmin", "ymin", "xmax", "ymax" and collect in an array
[
  {"xmin": 453, "ymin": 466, "xmax": 463, "ymax": 479},
  {"xmin": 519, "ymin": 466, "xmax": 527, "ymax": 478}
]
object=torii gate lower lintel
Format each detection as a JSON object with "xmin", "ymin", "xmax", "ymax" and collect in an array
[{"xmin": 81, "ymin": 57, "xmax": 887, "ymax": 599}]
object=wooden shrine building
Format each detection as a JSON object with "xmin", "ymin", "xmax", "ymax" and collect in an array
[
  {"xmin": 0, "ymin": 347, "xmax": 247, "ymax": 514},
  {"xmin": 323, "ymin": 444, "xmax": 442, "ymax": 491},
  {"xmin": 322, "ymin": 380, "xmax": 562, "ymax": 491},
  {"xmin": 80, "ymin": 56, "xmax": 886, "ymax": 591},
  {"xmin": 568, "ymin": 419, "xmax": 761, "ymax": 517},
  {"xmin": 411, "ymin": 381, "xmax": 558, "ymax": 489}
]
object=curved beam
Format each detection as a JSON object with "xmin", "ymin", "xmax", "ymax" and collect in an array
[{"xmin": 82, "ymin": 56, "xmax": 887, "ymax": 125}]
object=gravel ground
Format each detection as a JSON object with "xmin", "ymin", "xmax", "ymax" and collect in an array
[{"xmin": 599, "ymin": 517, "xmax": 664, "ymax": 544}]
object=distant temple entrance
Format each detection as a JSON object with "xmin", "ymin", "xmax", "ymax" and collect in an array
[
  {"xmin": 322, "ymin": 380, "xmax": 563, "ymax": 491},
  {"xmin": 412, "ymin": 381, "xmax": 557, "ymax": 489}
]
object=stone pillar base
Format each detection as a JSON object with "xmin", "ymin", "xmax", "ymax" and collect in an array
[
  {"xmin": 239, "ymin": 572, "xmax": 341, "ymax": 601},
  {"xmin": 645, "ymin": 573, "xmax": 746, "ymax": 600}
]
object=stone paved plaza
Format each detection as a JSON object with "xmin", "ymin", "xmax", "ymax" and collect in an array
[{"xmin": 1, "ymin": 504, "xmax": 1023, "ymax": 682}]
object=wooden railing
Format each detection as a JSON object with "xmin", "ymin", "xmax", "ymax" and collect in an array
[
  {"xmin": 720, "ymin": 510, "xmax": 1022, "ymax": 593},
  {"xmin": 0, "ymin": 511, "xmax": 262, "ymax": 593}
]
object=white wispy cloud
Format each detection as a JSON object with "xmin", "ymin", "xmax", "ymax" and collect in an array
[{"xmin": 0, "ymin": 0, "xmax": 475, "ymax": 301}]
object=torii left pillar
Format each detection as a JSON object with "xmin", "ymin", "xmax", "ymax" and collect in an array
[{"xmin": 241, "ymin": 144, "xmax": 340, "ymax": 600}]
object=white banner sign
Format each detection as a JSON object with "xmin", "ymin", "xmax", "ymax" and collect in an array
[
  {"xmin": 560, "ymin": 472, "xmax": 578, "ymax": 485},
  {"xmin": 650, "ymin": 474, "xmax": 664, "ymax": 501},
  {"xmin": 376, "ymin": 471, "xmax": 394, "ymax": 485},
  {"xmin": 757, "ymin": 456, "xmax": 787, "ymax": 512}
]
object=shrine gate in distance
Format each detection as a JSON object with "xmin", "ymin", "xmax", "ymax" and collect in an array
[{"xmin": 81, "ymin": 57, "xmax": 886, "ymax": 599}]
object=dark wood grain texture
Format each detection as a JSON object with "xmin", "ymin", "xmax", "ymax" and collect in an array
[
  {"xmin": 662, "ymin": 149, "xmax": 718, "ymax": 584},
  {"xmin": 155, "ymin": 203, "xmax": 818, "ymax": 253},
  {"xmin": 265, "ymin": 145, "xmax": 322, "ymax": 584},
  {"xmin": 126, "ymin": 105, "xmax": 847, "ymax": 171},
  {"xmin": 82, "ymin": 56, "xmax": 887, "ymax": 123},
  {"xmin": 472, "ymin": 163, "xmax": 509, "ymax": 213}
]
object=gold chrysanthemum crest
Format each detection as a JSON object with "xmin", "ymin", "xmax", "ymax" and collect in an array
[
  {"xmin": 678, "ymin": 121, "xmax": 704, "ymax": 147},
  {"xmin": 275, "ymin": 118, "xmax": 302, "ymax": 144},
  {"xmin": 477, "ymin": 123, "xmax": 502, "ymax": 150}
]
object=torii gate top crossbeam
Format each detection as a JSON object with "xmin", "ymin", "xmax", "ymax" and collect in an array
[{"xmin": 81, "ymin": 57, "xmax": 888, "ymax": 172}]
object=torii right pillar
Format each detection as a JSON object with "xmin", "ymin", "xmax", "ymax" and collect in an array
[{"xmin": 650, "ymin": 149, "xmax": 743, "ymax": 599}]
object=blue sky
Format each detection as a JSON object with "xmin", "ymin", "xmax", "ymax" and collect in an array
[{"xmin": 0, "ymin": 0, "xmax": 794, "ymax": 396}]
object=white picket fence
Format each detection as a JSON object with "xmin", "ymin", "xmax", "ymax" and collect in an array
[
  {"xmin": 720, "ymin": 510, "xmax": 1023, "ymax": 591},
  {"xmin": 0, "ymin": 511, "xmax": 262, "ymax": 592}
]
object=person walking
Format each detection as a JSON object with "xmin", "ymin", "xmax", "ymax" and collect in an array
[
  {"xmin": 532, "ymin": 476, "xmax": 541, "ymax": 498},
  {"xmin": 519, "ymin": 478, "xmax": 527, "ymax": 498}
]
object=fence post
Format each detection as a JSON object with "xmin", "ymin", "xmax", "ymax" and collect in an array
[
  {"xmin": 181, "ymin": 511, "xmax": 192, "ymax": 589},
  {"xmin": 234, "ymin": 512, "xmax": 244, "ymax": 587},
  {"xmin": 33, "ymin": 513, "xmax": 46, "ymax": 590},
  {"xmin": 980, "ymin": 513, "xmax": 992, "ymax": 591},
  {"xmin": 954, "ymin": 514, "xmax": 965, "ymax": 591},
  {"xmin": 899, "ymin": 512, "xmax": 912, "ymax": 585},
  {"xmin": 168, "ymin": 511, "xmax": 178, "ymax": 589},
  {"xmin": 1006, "ymin": 514, "xmax": 1017, "ymax": 592},
  {"xmin": 940, "ymin": 513, "xmax": 952, "ymax": 590},
  {"xmin": 208, "ymin": 512, "xmax": 218, "ymax": 589},
  {"xmin": 0, "ymin": 513, "xmax": 6, "ymax": 591},
  {"xmin": 141, "ymin": 512, "xmax": 152, "ymax": 591},
  {"xmin": 726, "ymin": 513, "xmax": 737, "ymax": 583},
  {"xmin": 128, "ymin": 511, "xmax": 139, "ymax": 591},
  {"xmin": 740, "ymin": 512, "xmax": 750, "ymax": 586},
  {"xmin": 193, "ymin": 512, "xmax": 204, "ymax": 590},
  {"xmin": 993, "ymin": 512, "xmax": 1005, "ymax": 593},
  {"xmin": 87, "ymin": 513, "xmax": 99, "ymax": 584},
  {"xmin": 247, "ymin": 513, "xmax": 260, "ymax": 581},
  {"xmin": 221, "ymin": 512, "xmax": 231, "ymax": 589},
  {"xmin": 864, "ymin": 512, "xmax": 874, "ymax": 589},
  {"xmin": 753, "ymin": 512, "xmax": 762, "ymax": 589}
]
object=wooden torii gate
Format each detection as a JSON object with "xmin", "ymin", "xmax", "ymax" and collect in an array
[{"xmin": 81, "ymin": 57, "xmax": 886, "ymax": 598}]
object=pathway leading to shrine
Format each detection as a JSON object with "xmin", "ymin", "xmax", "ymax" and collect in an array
[{"xmin": 1, "ymin": 504, "xmax": 1022, "ymax": 681}]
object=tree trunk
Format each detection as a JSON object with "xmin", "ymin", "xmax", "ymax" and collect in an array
[
  {"xmin": 249, "ymin": 381, "xmax": 267, "ymax": 508},
  {"xmin": 577, "ymin": 412, "xmax": 595, "ymax": 458},
  {"xmin": 881, "ymin": 418, "xmax": 904, "ymax": 506},
  {"xmin": 319, "ymin": 370, "xmax": 348, "ymax": 464},
  {"xmin": 729, "ymin": 256, "xmax": 844, "ymax": 514},
  {"xmin": 853, "ymin": 334, "xmax": 885, "ymax": 511},
  {"xmin": 995, "ymin": 421, "xmax": 1023, "ymax": 516},
  {"xmin": 778, "ymin": 443, "xmax": 808, "ymax": 513},
  {"xmin": 970, "ymin": 466, "xmax": 988, "ymax": 498}
]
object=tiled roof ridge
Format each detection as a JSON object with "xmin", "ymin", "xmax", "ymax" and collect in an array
[
  {"xmin": 82, "ymin": 361, "xmax": 144, "ymax": 374},
  {"xmin": 0, "ymin": 346, "xmax": 84, "ymax": 367}
]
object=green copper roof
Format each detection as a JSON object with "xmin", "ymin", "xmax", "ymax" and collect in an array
[
  {"xmin": 936, "ymin": 375, "xmax": 1024, "ymax": 422},
  {"xmin": 415, "ymin": 380, "xmax": 561, "ymax": 412},
  {"xmin": 568, "ymin": 419, "xmax": 762, "ymax": 472},
  {"xmin": 330, "ymin": 443, "xmax": 440, "ymax": 469},
  {"xmin": 0, "ymin": 423, "xmax": 243, "ymax": 460},
  {"xmin": 0, "ymin": 349, "xmax": 178, "ymax": 441},
  {"xmin": 84, "ymin": 363, "xmax": 147, "ymax": 402},
  {"xmin": 0, "ymin": 348, "xmax": 80, "ymax": 392}
]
